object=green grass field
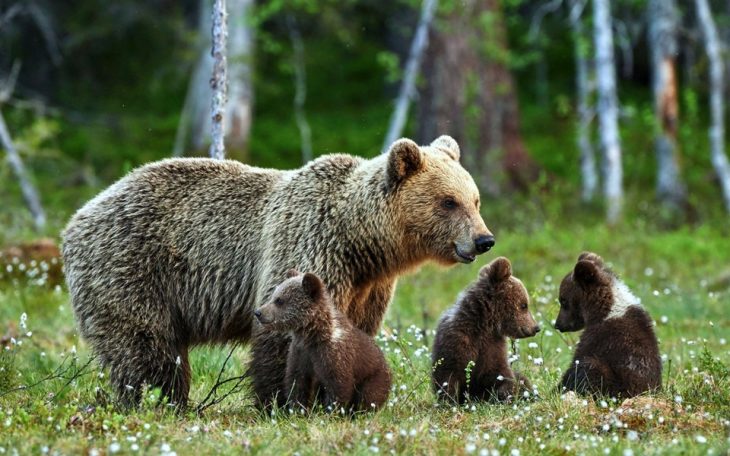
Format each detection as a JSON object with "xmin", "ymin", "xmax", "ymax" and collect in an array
[{"xmin": 1, "ymin": 199, "xmax": 729, "ymax": 455}]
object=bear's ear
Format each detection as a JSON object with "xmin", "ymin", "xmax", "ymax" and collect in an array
[
  {"xmin": 386, "ymin": 138, "xmax": 424, "ymax": 189},
  {"xmin": 573, "ymin": 260, "xmax": 606, "ymax": 287},
  {"xmin": 480, "ymin": 257, "xmax": 512, "ymax": 283},
  {"xmin": 430, "ymin": 135, "xmax": 460, "ymax": 161},
  {"xmin": 577, "ymin": 251, "xmax": 604, "ymax": 267},
  {"xmin": 286, "ymin": 268, "xmax": 300, "ymax": 278},
  {"xmin": 301, "ymin": 272, "xmax": 325, "ymax": 301}
]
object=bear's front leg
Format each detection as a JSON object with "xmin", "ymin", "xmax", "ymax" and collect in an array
[
  {"xmin": 285, "ymin": 346, "xmax": 315, "ymax": 410},
  {"xmin": 250, "ymin": 328, "xmax": 292, "ymax": 409}
]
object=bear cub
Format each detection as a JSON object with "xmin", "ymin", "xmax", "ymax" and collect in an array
[
  {"xmin": 255, "ymin": 270, "xmax": 391, "ymax": 412},
  {"xmin": 556, "ymin": 252, "xmax": 662, "ymax": 398},
  {"xmin": 432, "ymin": 257, "xmax": 540, "ymax": 403}
]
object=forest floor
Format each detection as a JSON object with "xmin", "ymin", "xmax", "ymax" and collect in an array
[{"xmin": 1, "ymin": 204, "xmax": 729, "ymax": 455}]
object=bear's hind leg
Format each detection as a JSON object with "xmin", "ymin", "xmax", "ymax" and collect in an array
[{"xmin": 355, "ymin": 369, "xmax": 392, "ymax": 411}]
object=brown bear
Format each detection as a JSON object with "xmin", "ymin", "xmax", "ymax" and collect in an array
[
  {"xmin": 61, "ymin": 135, "xmax": 494, "ymax": 409},
  {"xmin": 556, "ymin": 252, "xmax": 662, "ymax": 398},
  {"xmin": 432, "ymin": 257, "xmax": 540, "ymax": 403},
  {"xmin": 255, "ymin": 270, "xmax": 391, "ymax": 412}
]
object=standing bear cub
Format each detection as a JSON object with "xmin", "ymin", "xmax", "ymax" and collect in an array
[
  {"xmin": 556, "ymin": 252, "xmax": 662, "ymax": 398},
  {"xmin": 255, "ymin": 270, "xmax": 391, "ymax": 412},
  {"xmin": 432, "ymin": 257, "xmax": 540, "ymax": 403}
]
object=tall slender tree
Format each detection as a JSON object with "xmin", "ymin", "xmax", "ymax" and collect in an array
[
  {"xmin": 649, "ymin": 0, "xmax": 686, "ymax": 211},
  {"xmin": 593, "ymin": 0, "xmax": 622, "ymax": 223},
  {"xmin": 569, "ymin": 0, "xmax": 597, "ymax": 202},
  {"xmin": 695, "ymin": 0, "xmax": 730, "ymax": 212}
]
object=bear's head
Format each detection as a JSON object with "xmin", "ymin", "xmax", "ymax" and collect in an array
[
  {"xmin": 477, "ymin": 257, "xmax": 540, "ymax": 339},
  {"xmin": 255, "ymin": 269, "xmax": 328, "ymax": 332},
  {"xmin": 385, "ymin": 136, "xmax": 494, "ymax": 265},
  {"xmin": 556, "ymin": 252, "xmax": 632, "ymax": 332}
]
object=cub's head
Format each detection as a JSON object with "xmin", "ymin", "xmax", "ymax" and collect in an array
[
  {"xmin": 385, "ymin": 136, "xmax": 494, "ymax": 265},
  {"xmin": 556, "ymin": 252, "xmax": 625, "ymax": 332},
  {"xmin": 477, "ymin": 257, "xmax": 540, "ymax": 339},
  {"xmin": 254, "ymin": 269, "xmax": 327, "ymax": 332}
]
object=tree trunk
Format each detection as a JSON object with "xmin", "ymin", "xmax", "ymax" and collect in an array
[
  {"xmin": 382, "ymin": 0, "xmax": 438, "ymax": 153},
  {"xmin": 696, "ymin": 0, "xmax": 730, "ymax": 212},
  {"xmin": 174, "ymin": 0, "xmax": 253, "ymax": 161},
  {"xmin": 225, "ymin": 0, "xmax": 254, "ymax": 159},
  {"xmin": 417, "ymin": 0, "xmax": 538, "ymax": 193},
  {"xmin": 0, "ymin": 110, "xmax": 46, "ymax": 231},
  {"xmin": 649, "ymin": 0, "xmax": 686, "ymax": 210},
  {"xmin": 593, "ymin": 0, "xmax": 623, "ymax": 223},
  {"xmin": 209, "ymin": 0, "xmax": 228, "ymax": 160},
  {"xmin": 569, "ymin": 0, "xmax": 598, "ymax": 202}
]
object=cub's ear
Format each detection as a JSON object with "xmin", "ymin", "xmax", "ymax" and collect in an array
[
  {"xmin": 430, "ymin": 135, "xmax": 460, "ymax": 161},
  {"xmin": 386, "ymin": 138, "xmax": 424, "ymax": 190},
  {"xmin": 573, "ymin": 260, "xmax": 605, "ymax": 287},
  {"xmin": 577, "ymin": 251, "xmax": 604, "ymax": 267},
  {"xmin": 479, "ymin": 257, "xmax": 512, "ymax": 283},
  {"xmin": 286, "ymin": 268, "xmax": 300, "ymax": 278},
  {"xmin": 301, "ymin": 272, "xmax": 325, "ymax": 301}
]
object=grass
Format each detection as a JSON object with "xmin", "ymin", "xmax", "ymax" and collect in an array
[{"xmin": 1, "ymin": 198, "xmax": 729, "ymax": 455}]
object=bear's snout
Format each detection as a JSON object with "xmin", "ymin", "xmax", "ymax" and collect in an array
[{"xmin": 474, "ymin": 235, "xmax": 495, "ymax": 254}]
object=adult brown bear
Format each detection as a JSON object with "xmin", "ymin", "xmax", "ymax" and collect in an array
[{"xmin": 61, "ymin": 136, "xmax": 494, "ymax": 408}]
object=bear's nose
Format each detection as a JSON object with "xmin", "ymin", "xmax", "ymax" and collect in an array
[
  {"xmin": 533, "ymin": 325, "xmax": 541, "ymax": 334},
  {"xmin": 474, "ymin": 235, "xmax": 495, "ymax": 254},
  {"xmin": 254, "ymin": 310, "xmax": 262, "ymax": 319}
]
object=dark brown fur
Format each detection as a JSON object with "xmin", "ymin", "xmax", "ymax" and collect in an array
[
  {"xmin": 432, "ymin": 257, "xmax": 540, "ymax": 403},
  {"xmin": 556, "ymin": 252, "xmax": 662, "ymax": 398},
  {"xmin": 256, "ymin": 270, "xmax": 391, "ymax": 412}
]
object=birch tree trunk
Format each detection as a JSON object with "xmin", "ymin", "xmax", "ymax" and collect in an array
[
  {"xmin": 593, "ymin": 0, "xmax": 623, "ymax": 223},
  {"xmin": 569, "ymin": 0, "xmax": 597, "ymax": 202},
  {"xmin": 382, "ymin": 0, "xmax": 438, "ymax": 153},
  {"xmin": 287, "ymin": 15, "xmax": 312, "ymax": 164},
  {"xmin": 175, "ymin": 0, "xmax": 253, "ymax": 161},
  {"xmin": 0, "ymin": 110, "xmax": 46, "ymax": 231},
  {"xmin": 209, "ymin": 0, "xmax": 228, "ymax": 160},
  {"xmin": 649, "ymin": 0, "xmax": 686, "ymax": 210},
  {"xmin": 695, "ymin": 0, "xmax": 730, "ymax": 212}
]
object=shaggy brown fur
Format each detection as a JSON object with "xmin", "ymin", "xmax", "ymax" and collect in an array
[
  {"xmin": 61, "ymin": 135, "xmax": 493, "ymax": 408},
  {"xmin": 432, "ymin": 257, "xmax": 540, "ymax": 403},
  {"xmin": 256, "ymin": 270, "xmax": 391, "ymax": 412},
  {"xmin": 556, "ymin": 252, "xmax": 662, "ymax": 398}
]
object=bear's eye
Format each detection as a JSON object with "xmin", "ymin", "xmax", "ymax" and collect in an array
[
  {"xmin": 442, "ymin": 197, "xmax": 458, "ymax": 210},
  {"xmin": 521, "ymin": 303, "xmax": 528, "ymax": 310},
  {"xmin": 274, "ymin": 298, "xmax": 283, "ymax": 306}
]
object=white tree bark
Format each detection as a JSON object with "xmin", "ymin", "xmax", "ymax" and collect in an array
[
  {"xmin": 696, "ymin": 0, "xmax": 730, "ymax": 212},
  {"xmin": 382, "ymin": 0, "xmax": 438, "ymax": 153},
  {"xmin": 0, "ymin": 110, "xmax": 46, "ymax": 230},
  {"xmin": 593, "ymin": 0, "xmax": 622, "ymax": 223},
  {"xmin": 287, "ymin": 15, "xmax": 312, "ymax": 164},
  {"xmin": 649, "ymin": 0, "xmax": 685, "ymax": 209},
  {"xmin": 569, "ymin": 0, "xmax": 597, "ymax": 202},
  {"xmin": 225, "ymin": 0, "xmax": 254, "ymax": 155},
  {"xmin": 209, "ymin": 0, "xmax": 228, "ymax": 160}
]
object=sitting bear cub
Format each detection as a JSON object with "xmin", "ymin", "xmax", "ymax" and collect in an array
[
  {"xmin": 432, "ymin": 257, "xmax": 540, "ymax": 403},
  {"xmin": 556, "ymin": 252, "xmax": 662, "ymax": 398},
  {"xmin": 255, "ymin": 270, "xmax": 391, "ymax": 412}
]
